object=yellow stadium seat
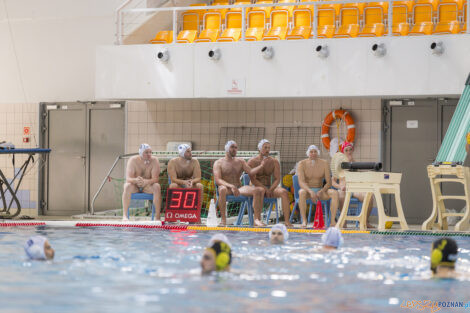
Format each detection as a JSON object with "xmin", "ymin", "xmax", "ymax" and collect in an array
[
  {"xmin": 150, "ymin": 30, "xmax": 174, "ymax": 44},
  {"xmin": 245, "ymin": 6, "xmax": 269, "ymax": 40},
  {"xmin": 317, "ymin": 3, "xmax": 340, "ymax": 38},
  {"xmin": 358, "ymin": 2, "xmax": 388, "ymax": 37},
  {"xmin": 287, "ymin": 5, "xmax": 314, "ymax": 39},
  {"xmin": 177, "ymin": 30, "xmax": 198, "ymax": 43},
  {"xmin": 334, "ymin": 3, "xmax": 365, "ymax": 37},
  {"xmin": 263, "ymin": 10, "xmax": 289, "ymax": 40},
  {"xmin": 210, "ymin": 1, "xmax": 229, "ymax": 19},
  {"xmin": 195, "ymin": 12, "xmax": 222, "ymax": 42},
  {"xmin": 391, "ymin": 1, "xmax": 413, "ymax": 35},
  {"xmin": 433, "ymin": 0, "xmax": 462, "ymax": 33},
  {"xmin": 409, "ymin": 0, "xmax": 438, "ymax": 35},
  {"xmin": 275, "ymin": 0, "xmax": 297, "ymax": 18},
  {"xmin": 217, "ymin": 11, "xmax": 243, "ymax": 41},
  {"xmin": 189, "ymin": 3, "xmax": 207, "ymax": 22}
]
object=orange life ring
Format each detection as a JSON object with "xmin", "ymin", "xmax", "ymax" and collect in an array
[{"xmin": 321, "ymin": 109, "xmax": 355, "ymax": 150}]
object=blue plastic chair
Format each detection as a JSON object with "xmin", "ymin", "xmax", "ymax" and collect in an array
[
  {"xmin": 289, "ymin": 175, "xmax": 330, "ymax": 225},
  {"xmin": 242, "ymin": 174, "xmax": 279, "ymax": 224},
  {"xmin": 128, "ymin": 193, "xmax": 156, "ymax": 220},
  {"xmin": 215, "ymin": 180, "xmax": 253, "ymax": 226}
]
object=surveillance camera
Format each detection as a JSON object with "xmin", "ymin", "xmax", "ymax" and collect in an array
[
  {"xmin": 261, "ymin": 46, "xmax": 274, "ymax": 59},
  {"xmin": 430, "ymin": 41, "xmax": 444, "ymax": 56},
  {"xmin": 208, "ymin": 48, "xmax": 221, "ymax": 61},
  {"xmin": 157, "ymin": 49, "xmax": 169, "ymax": 63},
  {"xmin": 315, "ymin": 45, "xmax": 329, "ymax": 58},
  {"xmin": 372, "ymin": 43, "xmax": 386, "ymax": 57}
]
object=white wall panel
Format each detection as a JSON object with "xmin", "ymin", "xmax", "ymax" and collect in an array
[
  {"xmin": 96, "ymin": 35, "xmax": 470, "ymax": 99},
  {"xmin": 96, "ymin": 45, "xmax": 194, "ymax": 99}
]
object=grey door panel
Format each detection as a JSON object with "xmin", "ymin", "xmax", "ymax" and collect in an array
[
  {"xmin": 89, "ymin": 108, "xmax": 125, "ymax": 211},
  {"xmin": 47, "ymin": 106, "xmax": 86, "ymax": 215},
  {"xmin": 389, "ymin": 100, "xmax": 438, "ymax": 224}
]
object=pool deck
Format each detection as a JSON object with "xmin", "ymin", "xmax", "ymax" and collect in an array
[{"xmin": 2, "ymin": 216, "xmax": 470, "ymax": 236}]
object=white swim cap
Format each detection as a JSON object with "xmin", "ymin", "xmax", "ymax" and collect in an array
[
  {"xmin": 321, "ymin": 227, "xmax": 344, "ymax": 248},
  {"xmin": 24, "ymin": 236, "xmax": 47, "ymax": 260},
  {"xmin": 306, "ymin": 145, "xmax": 320, "ymax": 157},
  {"xmin": 225, "ymin": 140, "xmax": 237, "ymax": 153},
  {"xmin": 208, "ymin": 234, "xmax": 232, "ymax": 249},
  {"xmin": 139, "ymin": 143, "xmax": 151, "ymax": 157},
  {"xmin": 257, "ymin": 139, "xmax": 270, "ymax": 151},
  {"xmin": 178, "ymin": 144, "xmax": 191, "ymax": 158},
  {"xmin": 269, "ymin": 224, "xmax": 289, "ymax": 241}
]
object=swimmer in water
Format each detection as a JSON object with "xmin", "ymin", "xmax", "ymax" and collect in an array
[
  {"xmin": 297, "ymin": 145, "xmax": 339, "ymax": 228},
  {"xmin": 201, "ymin": 234, "xmax": 232, "ymax": 274},
  {"xmin": 122, "ymin": 143, "xmax": 162, "ymax": 221},
  {"xmin": 431, "ymin": 238, "xmax": 461, "ymax": 279},
  {"xmin": 321, "ymin": 227, "xmax": 343, "ymax": 250},
  {"xmin": 248, "ymin": 139, "xmax": 292, "ymax": 227},
  {"xmin": 24, "ymin": 236, "xmax": 55, "ymax": 260},
  {"xmin": 269, "ymin": 224, "xmax": 289, "ymax": 244},
  {"xmin": 167, "ymin": 144, "xmax": 203, "ymax": 193},
  {"xmin": 213, "ymin": 140, "xmax": 266, "ymax": 226}
]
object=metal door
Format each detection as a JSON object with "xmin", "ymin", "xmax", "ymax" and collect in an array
[
  {"xmin": 89, "ymin": 104, "xmax": 125, "ymax": 211},
  {"xmin": 45, "ymin": 103, "xmax": 87, "ymax": 215},
  {"xmin": 385, "ymin": 99, "xmax": 439, "ymax": 224}
]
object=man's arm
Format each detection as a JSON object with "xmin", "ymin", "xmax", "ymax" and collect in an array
[
  {"xmin": 125, "ymin": 158, "xmax": 138, "ymax": 184},
  {"xmin": 213, "ymin": 160, "xmax": 235, "ymax": 189},
  {"xmin": 242, "ymin": 159, "xmax": 264, "ymax": 176},
  {"xmin": 269, "ymin": 159, "xmax": 281, "ymax": 192},
  {"xmin": 146, "ymin": 157, "xmax": 161, "ymax": 186},
  {"xmin": 167, "ymin": 159, "xmax": 185, "ymax": 186},
  {"xmin": 321, "ymin": 162, "xmax": 332, "ymax": 193},
  {"xmin": 247, "ymin": 158, "xmax": 266, "ymax": 188},
  {"xmin": 191, "ymin": 160, "xmax": 201, "ymax": 184}
]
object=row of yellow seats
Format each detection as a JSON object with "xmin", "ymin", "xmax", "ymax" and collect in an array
[{"xmin": 150, "ymin": 0, "xmax": 467, "ymax": 43}]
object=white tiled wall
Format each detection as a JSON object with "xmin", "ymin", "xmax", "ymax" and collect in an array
[
  {"xmin": 126, "ymin": 98, "xmax": 382, "ymax": 162},
  {"xmin": 0, "ymin": 103, "xmax": 39, "ymax": 216}
]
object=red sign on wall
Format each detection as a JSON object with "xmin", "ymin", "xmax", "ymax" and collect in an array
[{"xmin": 165, "ymin": 188, "xmax": 202, "ymax": 223}]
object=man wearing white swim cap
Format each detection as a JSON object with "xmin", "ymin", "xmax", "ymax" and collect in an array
[
  {"xmin": 297, "ymin": 145, "xmax": 339, "ymax": 228},
  {"xmin": 213, "ymin": 140, "xmax": 266, "ymax": 226},
  {"xmin": 248, "ymin": 139, "xmax": 292, "ymax": 227},
  {"xmin": 24, "ymin": 236, "xmax": 55, "ymax": 260},
  {"xmin": 122, "ymin": 143, "xmax": 162, "ymax": 221},
  {"xmin": 167, "ymin": 144, "xmax": 203, "ymax": 192}
]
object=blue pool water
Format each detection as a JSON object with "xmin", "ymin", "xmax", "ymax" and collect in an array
[{"xmin": 1, "ymin": 227, "xmax": 470, "ymax": 313}]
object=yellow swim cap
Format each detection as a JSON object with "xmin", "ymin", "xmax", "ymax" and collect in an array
[
  {"xmin": 209, "ymin": 241, "xmax": 232, "ymax": 271},
  {"xmin": 467, "ymin": 132, "xmax": 470, "ymax": 144},
  {"xmin": 431, "ymin": 238, "xmax": 458, "ymax": 273},
  {"xmin": 385, "ymin": 221, "xmax": 393, "ymax": 229}
]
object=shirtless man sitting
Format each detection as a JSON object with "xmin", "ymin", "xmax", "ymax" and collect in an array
[
  {"xmin": 213, "ymin": 140, "xmax": 266, "ymax": 226},
  {"xmin": 247, "ymin": 139, "xmax": 292, "ymax": 227},
  {"xmin": 122, "ymin": 143, "xmax": 161, "ymax": 221},
  {"xmin": 332, "ymin": 141, "xmax": 373, "ymax": 228},
  {"xmin": 167, "ymin": 144, "xmax": 203, "ymax": 192},
  {"xmin": 297, "ymin": 145, "xmax": 339, "ymax": 228}
]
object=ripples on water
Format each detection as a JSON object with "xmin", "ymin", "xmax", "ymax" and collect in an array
[{"xmin": 1, "ymin": 228, "xmax": 469, "ymax": 313}]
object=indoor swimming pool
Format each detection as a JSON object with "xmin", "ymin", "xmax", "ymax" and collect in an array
[{"xmin": 1, "ymin": 227, "xmax": 470, "ymax": 312}]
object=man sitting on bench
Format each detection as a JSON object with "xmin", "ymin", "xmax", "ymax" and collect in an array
[
  {"xmin": 168, "ymin": 144, "xmax": 203, "ymax": 192},
  {"xmin": 122, "ymin": 143, "xmax": 161, "ymax": 221}
]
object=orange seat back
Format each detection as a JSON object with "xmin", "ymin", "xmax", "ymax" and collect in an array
[
  {"xmin": 318, "ymin": 5, "xmax": 339, "ymax": 26},
  {"xmin": 392, "ymin": 2, "xmax": 412, "ymax": 24},
  {"xmin": 364, "ymin": 3, "xmax": 388, "ymax": 25},
  {"xmin": 204, "ymin": 12, "xmax": 222, "ymax": 29},
  {"xmin": 248, "ymin": 10, "xmax": 266, "ymax": 27},
  {"xmin": 293, "ymin": 8, "xmax": 313, "ymax": 27},
  {"xmin": 182, "ymin": 13, "xmax": 199, "ymax": 30},
  {"xmin": 226, "ymin": 11, "xmax": 243, "ymax": 28},
  {"xmin": 271, "ymin": 10, "xmax": 289, "ymax": 27}
]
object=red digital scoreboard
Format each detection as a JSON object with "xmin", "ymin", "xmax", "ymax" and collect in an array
[{"xmin": 165, "ymin": 188, "xmax": 202, "ymax": 223}]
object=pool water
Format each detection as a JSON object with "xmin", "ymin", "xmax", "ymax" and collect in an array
[{"xmin": 1, "ymin": 227, "xmax": 470, "ymax": 313}]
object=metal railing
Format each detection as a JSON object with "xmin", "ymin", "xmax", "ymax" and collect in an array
[{"xmin": 116, "ymin": 0, "xmax": 470, "ymax": 44}]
